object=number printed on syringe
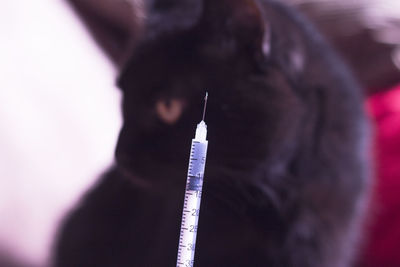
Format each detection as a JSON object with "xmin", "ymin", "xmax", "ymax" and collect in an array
[{"xmin": 176, "ymin": 93, "xmax": 209, "ymax": 267}]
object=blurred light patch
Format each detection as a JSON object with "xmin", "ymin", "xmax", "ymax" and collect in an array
[{"xmin": 0, "ymin": 0, "xmax": 121, "ymax": 266}]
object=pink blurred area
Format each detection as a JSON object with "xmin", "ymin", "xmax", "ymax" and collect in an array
[
  {"xmin": 0, "ymin": 0, "xmax": 121, "ymax": 266},
  {"xmin": 361, "ymin": 84, "xmax": 400, "ymax": 266}
]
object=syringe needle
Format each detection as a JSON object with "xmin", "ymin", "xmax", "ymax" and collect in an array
[{"xmin": 202, "ymin": 92, "xmax": 208, "ymax": 121}]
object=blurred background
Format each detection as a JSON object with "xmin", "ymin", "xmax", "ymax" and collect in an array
[
  {"xmin": 0, "ymin": 0, "xmax": 399, "ymax": 266},
  {"xmin": 0, "ymin": 1, "xmax": 121, "ymax": 266}
]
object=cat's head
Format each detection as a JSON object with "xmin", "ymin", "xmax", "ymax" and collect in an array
[{"xmin": 116, "ymin": 0, "xmax": 304, "ymax": 187}]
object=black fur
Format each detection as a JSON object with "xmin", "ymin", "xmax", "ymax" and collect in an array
[{"xmin": 53, "ymin": 0, "xmax": 369, "ymax": 266}]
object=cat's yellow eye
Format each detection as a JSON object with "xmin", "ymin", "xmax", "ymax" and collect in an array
[{"xmin": 156, "ymin": 99, "xmax": 184, "ymax": 124}]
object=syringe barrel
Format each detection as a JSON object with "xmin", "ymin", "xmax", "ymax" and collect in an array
[
  {"xmin": 176, "ymin": 138, "xmax": 208, "ymax": 267},
  {"xmin": 187, "ymin": 140, "xmax": 208, "ymax": 191}
]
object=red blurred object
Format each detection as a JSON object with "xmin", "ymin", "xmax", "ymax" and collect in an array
[{"xmin": 361, "ymin": 83, "xmax": 400, "ymax": 266}]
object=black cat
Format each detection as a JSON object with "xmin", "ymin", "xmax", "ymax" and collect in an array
[{"xmin": 53, "ymin": 0, "xmax": 370, "ymax": 266}]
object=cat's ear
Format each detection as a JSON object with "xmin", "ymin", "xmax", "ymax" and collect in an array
[
  {"xmin": 195, "ymin": 0, "xmax": 269, "ymax": 62},
  {"xmin": 144, "ymin": 0, "xmax": 203, "ymax": 39}
]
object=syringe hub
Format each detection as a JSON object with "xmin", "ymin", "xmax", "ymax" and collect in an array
[{"xmin": 194, "ymin": 121, "xmax": 207, "ymax": 141}]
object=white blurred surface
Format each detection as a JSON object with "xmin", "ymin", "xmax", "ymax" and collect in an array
[{"xmin": 0, "ymin": 0, "xmax": 121, "ymax": 265}]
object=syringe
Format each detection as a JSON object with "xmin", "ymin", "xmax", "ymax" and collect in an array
[{"xmin": 176, "ymin": 93, "xmax": 209, "ymax": 267}]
